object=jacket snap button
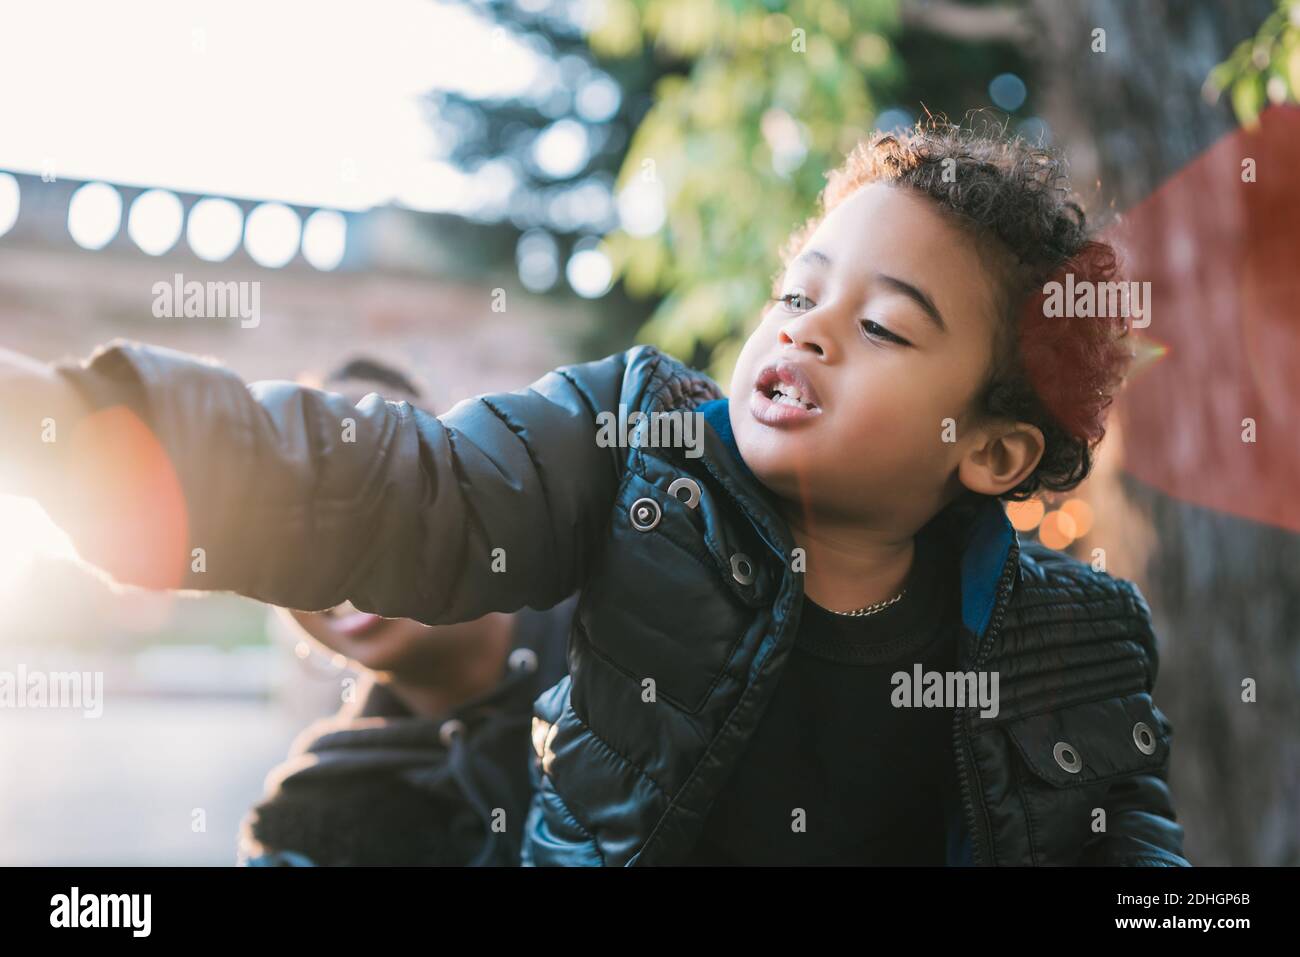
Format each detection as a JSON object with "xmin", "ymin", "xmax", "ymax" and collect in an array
[
  {"xmin": 1132, "ymin": 721, "xmax": 1156, "ymax": 755},
  {"xmin": 730, "ymin": 552, "xmax": 755, "ymax": 586},
  {"xmin": 629, "ymin": 497, "xmax": 662, "ymax": 531},
  {"xmin": 439, "ymin": 719, "xmax": 466, "ymax": 747},
  {"xmin": 509, "ymin": 648, "xmax": 539, "ymax": 674},
  {"xmin": 666, "ymin": 477, "xmax": 701, "ymax": 509},
  {"xmin": 1052, "ymin": 741, "xmax": 1082, "ymax": 773}
]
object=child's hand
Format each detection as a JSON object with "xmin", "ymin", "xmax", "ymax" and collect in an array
[{"xmin": 0, "ymin": 347, "xmax": 91, "ymax": 498}]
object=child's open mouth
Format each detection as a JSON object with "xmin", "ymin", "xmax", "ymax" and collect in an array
[{"xmin": 751, "ymin": 362, "xmax": 823, "ymax": 426}]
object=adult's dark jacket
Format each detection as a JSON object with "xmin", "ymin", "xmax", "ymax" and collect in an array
[
  {"xmin": 54, "ymin": 341, "xmax": 1191, "ymax": 867},
  {"xmin": 237, "ymin": 598, "xmax": 574, "ymax": 867}
]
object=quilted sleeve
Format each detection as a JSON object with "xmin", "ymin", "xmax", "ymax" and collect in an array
[{"xmin": 45, "ymin": 339, "xmax": 634, "ymax": 624}]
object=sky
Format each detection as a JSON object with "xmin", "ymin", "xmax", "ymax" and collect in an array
[{"xmin": 0, "ymin": 0, "xmax": 562, "ymax": 212}]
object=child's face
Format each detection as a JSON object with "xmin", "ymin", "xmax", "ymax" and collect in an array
[{"xmin": 729, "ymin": 182, "xmax": 1011, "ymax": 530}]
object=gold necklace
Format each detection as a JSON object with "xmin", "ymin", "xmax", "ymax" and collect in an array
[{"xmin": 828, "ymin": 587, "xmax": 907, "ymax": 617}]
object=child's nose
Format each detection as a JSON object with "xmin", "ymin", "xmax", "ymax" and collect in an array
[{"xmin": 778, "ymin": 309, "xmax": 837, "ymax": 360}]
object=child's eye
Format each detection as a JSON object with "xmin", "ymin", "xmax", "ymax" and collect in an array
[
  {"xmin": 860, "ymin": 319, "xmax": 912, "ymax": 347},
  {"xmin": 773, "ymin": 292, "xmax": 814, "ymax": 312}
]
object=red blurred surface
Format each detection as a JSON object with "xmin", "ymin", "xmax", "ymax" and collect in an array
[{"xmin": 1115, "ymin": 105, "xmax": 1300, "ymax": 532}]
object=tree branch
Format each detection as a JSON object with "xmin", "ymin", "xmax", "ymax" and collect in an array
[{"xmin": 900, "ymin": 0, "xmax": 1035, "ymax": 48}]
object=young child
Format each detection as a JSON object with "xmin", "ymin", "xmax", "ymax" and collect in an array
[{"xmin": 0, "ymin": 121, "xmax": 1189, "ymax": 866}]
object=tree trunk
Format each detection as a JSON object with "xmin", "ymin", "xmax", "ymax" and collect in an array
[{"xmin": 1024, "ymin": 0, "xmax": 1297, "ymax": 865}]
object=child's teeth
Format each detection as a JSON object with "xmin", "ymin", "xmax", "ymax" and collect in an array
[
  {"xmin": 774, "ymin": 383, "xmax": 804, "ymax": 403},
  {"xmin": 768, "ymin": 379, "xmax": 812, "ymax": 409}
]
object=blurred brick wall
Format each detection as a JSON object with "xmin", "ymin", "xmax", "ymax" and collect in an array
[{"xmin": 0, "ymin": 238, "xmax": 593, "ymax": 413}]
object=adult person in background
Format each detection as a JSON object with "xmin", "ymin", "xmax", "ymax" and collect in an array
[{"xmin": 238, "ymin": 357, "xmax": 574, "ymax": 866}]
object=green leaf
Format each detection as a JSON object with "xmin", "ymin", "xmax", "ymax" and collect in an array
[{"xmin": 1231, "ymin": 73, "xmax": 1266, "ymax": 126}]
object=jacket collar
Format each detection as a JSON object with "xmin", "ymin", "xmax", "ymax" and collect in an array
[{"xmin": 697, "ymin": 397, "xmax": 1017, "ymax": 643}]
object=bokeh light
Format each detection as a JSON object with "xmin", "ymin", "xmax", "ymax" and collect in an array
[
  {"xmin": 244, "ymin": 202, "xmax": 301, "ymax": 268},
  {"xmin": 873, "ymin": 107, "xmax": 914, "ymax": 133},
  {"xmin": 761, "ymin": 108, "xmax": 808, "ymax": 176},
  {"xmin": 575, "ymin": 72, "xmax": 622, "ymax": 123},
  {"xmin": 1060, "ymin": 498, "xmax": 1095, "ymax": 538},
  {"xmin": 533, "ymin": 119, "xmax": 589, "ymax": 179},
  {"xmin": 127, "ymin": 189, "xmax": 184, "ymax": 256},
  {"xmin": 989, "ymin": 73, "xmax": 1027, "ymax": 112},
  {"xmin": 516, "ymin": 228, "xmax": 559, "ymax": 292},
  {"xmin": 67, "ymin": 182, "xmax": 122, "ymax": 250},
  {"xmin": 301, "ymin": 209, "xmax": 347, "ymax": 271},
  {"xmin": 566, "ymin": 237, "xmax": 612, "ymax": 298},
  {"xmin": 186, "ymin": 197, "xmax": 244, "ymax": 262},
  {"xmin": 1038, "ymin": 509, "xmax": 1079, "ymax": 550},
  {"xmin": 617, "ymin": 179, "xmax": 665, "ymax": 237},
  {"xmin": 0, "ymin": 172, "xmax": 20, "ymax": 238},
  {"xmin": 1006, "ymin": 498, "xmax": 1046, "ymax": 532},
  {"xmin": 1017, "ymin": 116, "xmax": 1053, "ymax": 145}
]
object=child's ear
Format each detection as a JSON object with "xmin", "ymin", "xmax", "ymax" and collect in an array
[{"xmin": 957, "ymin": 421, "xmax": 1046, "ymax": 498}]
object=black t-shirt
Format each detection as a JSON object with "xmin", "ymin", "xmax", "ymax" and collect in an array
[{"xmin": 685, "ymin": 525, "xmax": 961, "ymax": 865}]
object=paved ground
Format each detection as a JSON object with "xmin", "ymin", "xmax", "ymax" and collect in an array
[{"xmin": 0, "ymin": 697, "xmax": 308, "ymax": 865}]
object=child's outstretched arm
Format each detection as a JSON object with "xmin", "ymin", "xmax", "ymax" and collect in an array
[{"xmin": 0, "ymin": 340, "xmax": 628, "ymax": 624}]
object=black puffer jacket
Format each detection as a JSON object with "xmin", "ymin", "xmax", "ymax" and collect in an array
[{"xmin": 57, "ymin": 341, "xmax": 1190, "ymax": 867}]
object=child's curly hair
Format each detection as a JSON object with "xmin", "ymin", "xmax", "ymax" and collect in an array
[{"xmin": 780, "ymin": 118, "xmax": 1135, "ymax": 501}]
